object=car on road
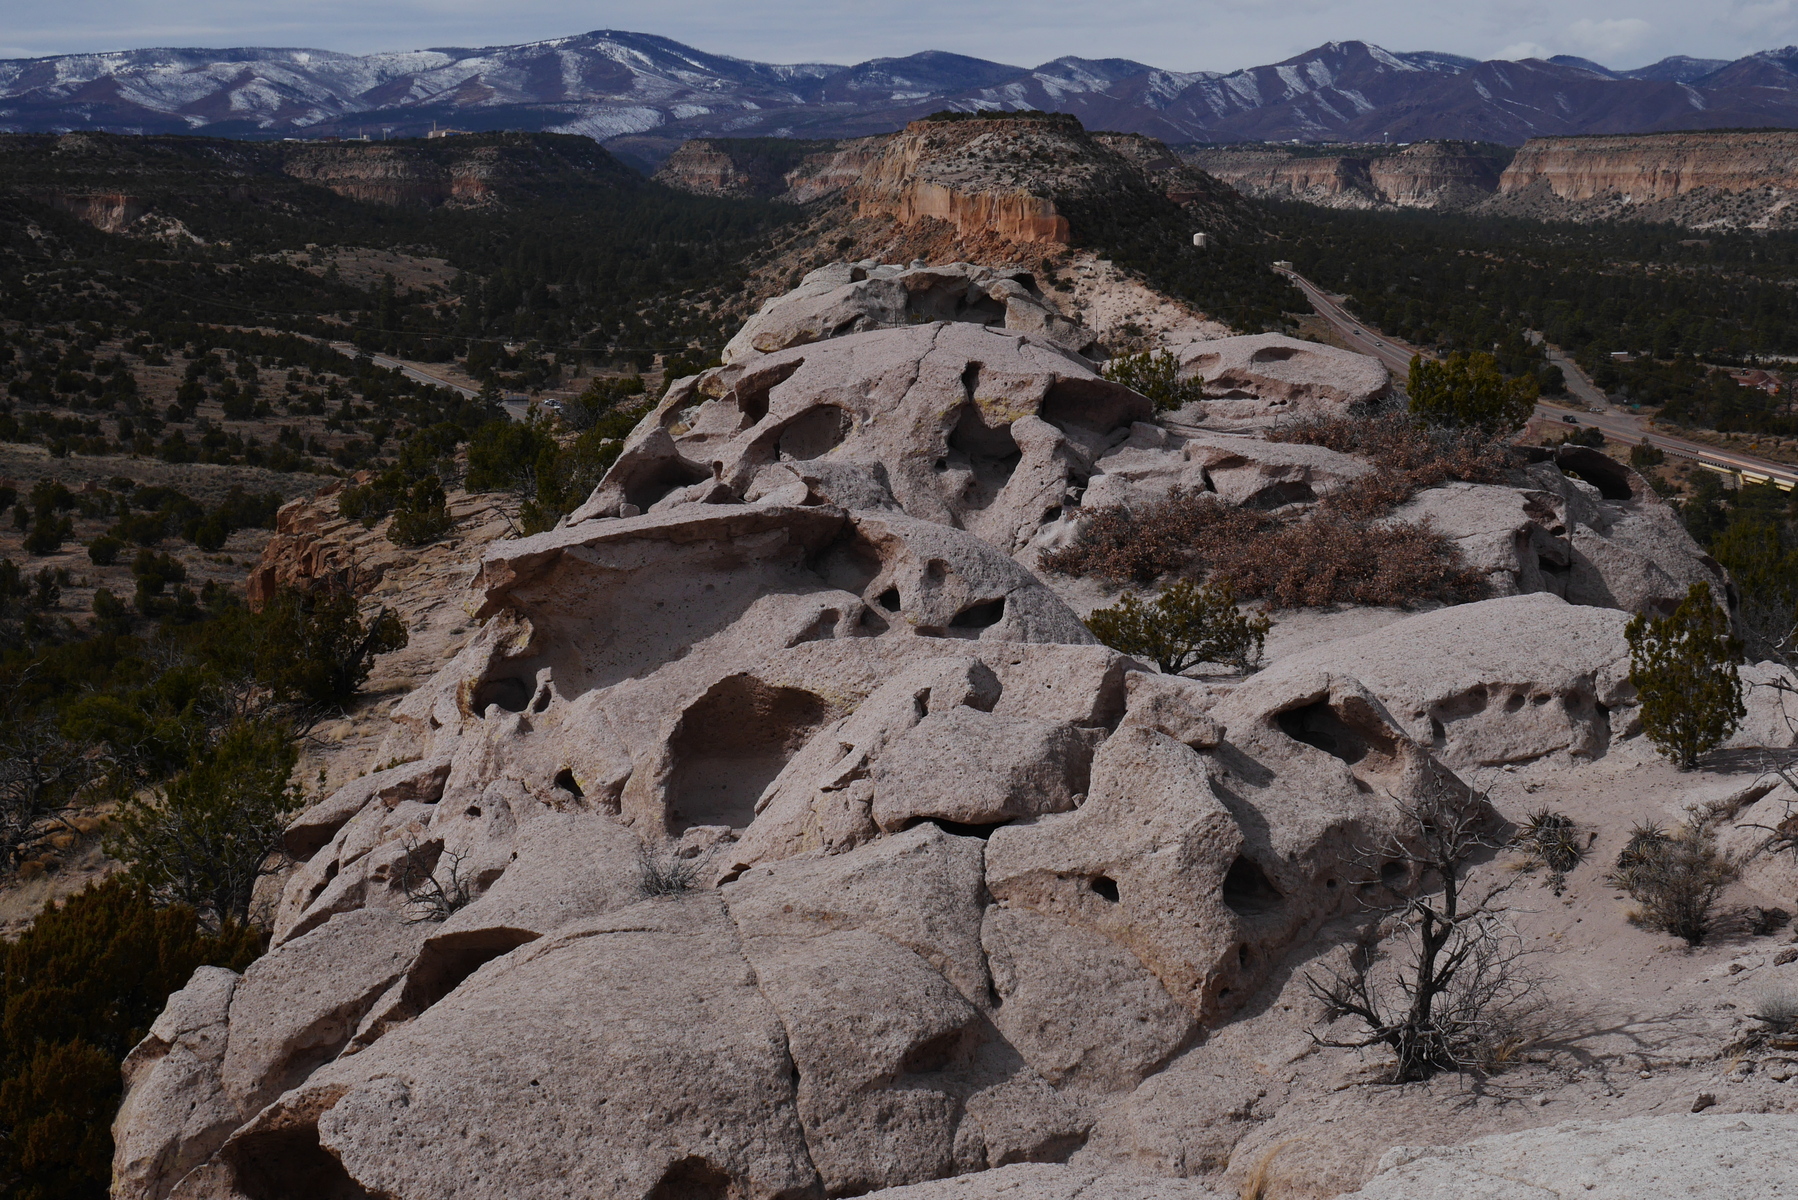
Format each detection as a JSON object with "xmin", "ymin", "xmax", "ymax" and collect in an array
[{"xmin": 1561, "ymin": 415, "xmax": 1579, "ymax": 424}]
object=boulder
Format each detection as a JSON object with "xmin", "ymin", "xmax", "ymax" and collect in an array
[
  {"xmin": 283, "ymin": 756, "xmax": 452, "ymax": 859},
  {"xmin": 571, "ymin": 323, "xmax": 1150, "ymax": 555},
  {"xmin": 1081, "ymin": 429, "xmax": 1371, "ymax": 512},
  {"xmin": 723, "ymin": 261, "xmax": 1096, "ymax": 363},
  {"xmin": 982, "ymin": 907, "xmax": 1196, "ymax": 1093},
  {"xmin": 858, "ymin": 1162, "xmax": 1227, "ymax": 1199},
  {"xmin": 113, "ymin": 968, "xmax": 243, "ymax": 1200},
  {"xmin": 1221, "ymin": 593, "xmax": 1634, "ymax": 767},
  {"xmin": 241, "ymin": 898, "xmax": 821, "ymax": 1200},
  {"xmin": 1339, "ymin": 1113, "xmax": 1798, "ymax": 1199},
  {"xmin": 1168, "ymin": 333, "xmax": 1389, "ymax": 431}
]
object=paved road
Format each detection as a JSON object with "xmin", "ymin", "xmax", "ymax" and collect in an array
[
  {"xmin": 1277, "ymin": 268, "xmax": 1421, "ymax": 377},
  {"xmin": 1275, "ymin": 266, "xmax": 1798, "ymax": 490},
  {"xmin": 329, "ymin": 343, "xmax": 479, "ymax": 399}
]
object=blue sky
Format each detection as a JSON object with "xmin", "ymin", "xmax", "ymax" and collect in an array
[{"xmin": 4, "ymin": 1, "xmax": 1796, "ymax": 71}]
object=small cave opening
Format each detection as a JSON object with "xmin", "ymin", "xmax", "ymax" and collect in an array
[
  {"xmin": 946, "ymin": 401, "xmax": 1022, "ymax": 508},
  {"xmin": 1380, "ymin": 860, "xmax": 1408, "ymax": 889},
  {"xmin": 1221, "ymin": 855, "xmax": 1283, "ymax": 917},
  {"xmin": 776, "ymin": 405, "xmax": 853, "ymax": 461},
  {"xmin": 1555, "ymin": 445, "xmax": 1634, "ymax": 500},
  {"xmin": 647, "ymin": 1157, "xmax": 734, "ymax": 1200},
  {"xmin": 667, "ymin": 676, "xmax": 835, "ymax": 832},
  {"xmin": 877, "ymin": 586, "xmax": 902, "ymax": 611},
  {"xmin": 402, "ymin": 929, "xmax": 542, "ymax": 1016},
  {"xmin": 225, "ymin": 1125, "xmax": 375, "ymax": 1200},
  {"xmin": 553, "ymin": 768, "xmax": 584, "ymax": 799},
  {"xmin": 621, "ymin": 457, "xmax": 712, "ymax": 512},
  {"xmin": 1275, "ymin": 701, "xmax": 1371, "ymax": 764},
  {"xmin": 918, "ymin": 816, "xmax": 1012, "ymax": 840},
  {"xmin": 727, "ymin": 358, "xmax": 804, "ymax": 429},
  {"xmin": 948, "ymin": 597, "xmax": 1006, "ymax": 630},
  {"xmin": 1090, "ymin": 875, "xmax": 1120, "ymax": 903},
  {"xmin": 472, "ymin": 676, "xmax": 532, "ymax": 717}
]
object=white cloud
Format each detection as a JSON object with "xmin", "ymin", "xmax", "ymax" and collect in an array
[
  {"xmin": 1563, "ymin": 17, "xmax": 1653, "ymax": 57},
  {"xmin": 1497, "ymin": 41, "xmax": 1555, "ymax": 60}
]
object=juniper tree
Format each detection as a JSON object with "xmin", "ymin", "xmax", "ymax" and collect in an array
[
  {"xmin": 1085, "ymin": 579, "xmax": 1270, "ymax": 675},
  {"xmin": 1408, "ymin": 351, "xmax": 1537, "ymax": 434},
  {"xmin": 1626, "ymin": 581, "xmax": 1744, "ymax": 769}
]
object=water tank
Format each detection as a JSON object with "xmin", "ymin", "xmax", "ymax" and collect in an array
[{"xmin": 1192, "ymin": 232, "xmax": 1211, "ymax": 248}]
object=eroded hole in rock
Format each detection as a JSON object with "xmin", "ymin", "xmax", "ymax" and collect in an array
[
  {"xmin": 777, "ymin": 405, "xmax": 853, "ymax": 461},
  {"xmin": 877, "ymin": 586, "xmax": 902, "ymax": 611},
  {"xmin": 1244, "ymin": 480, "xmax": 1316, "ymax": 510},
  {"xmin": 947, "ymin": 396, "xmax": 1022, "ymax": 502},
  {"xmin": 1380, "ymin": 861, "xmax": 1408, "ymax": 888},
  {"xmin": 1275, "ymin": 701, "xmax": 1370, "ymax": 765},
  {"xmin": 667, "ymin": 676, "xmax": 834, "ymax": 832},
  {"xmin": 731, "ymin": 359, "xmax": 804, "ymax": 427},
  {"xmin": 1556, "ymin": 446, "xmax": 1633, "ymax": 500},
  {"xmin": 858, "ymin": 607, "xmax": 890, "ymax": 635},
  {"xmin": 225, "ymin": 1124, "xmax": 374, "ymax": 1200},
  {"xmin": 899, "ymin": 1027, "xmax": 973, "ymax": 1076},
  {"xmin": 949, "ymin": 597, "xmax": 1006, "ymax": 630},
  {"xmin": 1090, "ymin": 875, "xmax": 1120, "ymax": 903},
  {"xmin": 403, "ymin": 929, "xmax": 541, "ymax": 1015},
  {"xmin": 1221, "ymin": 855, "xmax": 1283, "ymax": 917},
  {"xmin": 530, "ymin": 684, "xmax": 552, "ymax": 713},
  {"xmin": 1238, "ymin": 943, "xmax": 1252, "ymax": 968},
  {"xmin": 553, "ymin": 769, "xmax": 583, "ymax": 799},
  {"xmin": 473, "ymin": 677, "xmax": 531, "ymax": 716},
  {"xmin": 1042, "ymin": 377, "xmax": 1143, "ymax": 437},
  {"xmin": 920, "ymin": 816, "xmax": 1012, "ymax": 839},
  {"xmin": 623, "ymin": 458, "xmax": 711, "ymax": 511},
  {"xmin": 1250, "ymin": 345, "xmax": 1301, "ymax": 363},
  {"xmin": 647, "ymin": 1156, "xmax": 733, "ymax": 1200}
]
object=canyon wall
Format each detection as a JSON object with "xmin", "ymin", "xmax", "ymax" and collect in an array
[
  {"xmin": 1488, "ymin": 130, "xmax": 1798, "ymax": 227},
  {"xmin": 650, "ymin": 138, "xmax": 841, "ymax": 199},
  {"xmin": 1183, "ymin": 141, "xmax": 1511, "ymax": 210}
]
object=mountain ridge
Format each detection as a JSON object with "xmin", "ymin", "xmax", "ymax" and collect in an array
[{"xmin": 4, "ymin": 31, "xmax": 1798, "ymax": 166}]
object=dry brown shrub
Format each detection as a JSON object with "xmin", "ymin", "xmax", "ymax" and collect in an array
[
  {"xmin": 1041, "ymin": 488, "xmax": 1486, "ymax": 609},
  {"xmin": 1041, "ymin": 489, "xmax": 1258, "ymax": 584},
  {"xmin": 1269, "ymin": 413, "xmax": 1517, "ymax": 520},
  {"xmin": 1211, "ymin": 513, "xmax": 1487, "ymax": 608},
  {"xmin": 1041, "ymin": 414, "xmax": 1505, "ymax": 608}
]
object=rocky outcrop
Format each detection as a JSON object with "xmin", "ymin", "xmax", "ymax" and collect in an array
[
  {"xmin": 1168, "ymin": 332, "xmax": 1391, "ymax": 429},
  {"xmin": 724, "ymin": 261, "xmax": 1094, "ymax": 362},
  {"xmin": 1340, "ymin": 1113, "xmax": 1798, "ymax": 1198},
  {"xmin": 581, "ymin": 320, "xmax": 1147, "ymax": 555},
  {"xmin": 114, "ymin": 267, "xmax": 1751, "ymax": 1200}
]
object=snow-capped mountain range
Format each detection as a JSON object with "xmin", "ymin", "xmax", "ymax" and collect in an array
[{"xmin": 2, "ymin": 30, "xmax": 1795, "ymax": 164}]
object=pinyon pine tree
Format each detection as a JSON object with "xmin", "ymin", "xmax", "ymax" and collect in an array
[
  {"xmin": 1086, "ymin": 579, "xmax": 1270, "ymax": 675},
  {"xmin": 1626, "ymin": 581, "xmax": 1744, "ymax": 769},
  {"xmin": 1408, "ymin": 351, "xmax": 1537, "ymax": 434}
]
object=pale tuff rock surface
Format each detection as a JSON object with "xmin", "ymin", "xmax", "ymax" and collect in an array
[
  {"xmin": 1167, "ymin": 333, "xmax": 1390, "ymax": 431},
  {"xmin": 118, "ymin": 274, "xmax": 1793, "ymax": 1200},
  {"xmin": 1341, "ymin": 1113, "xmax": 1798, "ymax": 1198},
  {"xmin": 724, "ymin": 261, "xmax": 1097, "ymax": 363}
]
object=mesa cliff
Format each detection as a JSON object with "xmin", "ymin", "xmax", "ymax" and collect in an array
[
  {"xmin": 1186, "ymin": 129, "xmax": 1798, "ymax": 230},
  {"xmin": 1487, "ymin": 129, "xmax": 1798, "ymax": 228},
  {"xmin": 1182, "ymin": 141, "xmax": 1512, "ymax": 210}
]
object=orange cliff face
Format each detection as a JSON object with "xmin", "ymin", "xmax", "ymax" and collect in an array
[
  {"xmin": 845, "ymin": 118, "xmax": 1088, "ymax": 246},
  {"xmin": 1498, "ymin": 131, "xmax": 1798, "ymax": 201}
]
